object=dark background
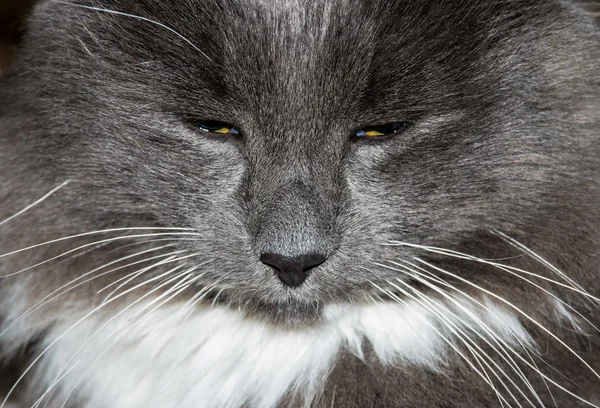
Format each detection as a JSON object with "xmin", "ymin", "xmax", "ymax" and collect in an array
[{"xmin": 0, "ymin": 0, "xmax": 36, "ymax": 71}]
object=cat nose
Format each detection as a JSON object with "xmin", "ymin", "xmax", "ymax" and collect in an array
[{"xmin": 260, "ymin": 252, "xmax": 327, "ymax": 287}]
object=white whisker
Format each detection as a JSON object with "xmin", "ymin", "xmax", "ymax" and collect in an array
[
  {"xmin": 491, "ymin": 230, "xmax": 585, "ymax": 293},
  {"xmin": 0, "ymin": 260, "xmax": 198, "ymax": 408},
  {"xmin": 0, "ymin": 245, "xmax": 180, "ymax": 339},
  {"xmin": 96, "ymin": 251, "xmax": 187, "ymax": 295},
  {"xmin": 91, "ymin": 237, "xmax": 206, "ymax": 260},
  {"xmin": 370, "ymin": 282, "xmax": 513, "ymax": 407},
  {"xmin": 386, "ymin": 241, "xmax": 600, "ymax": 304},
  {"xmin": 383, "ymin": 241, "xmax": 600, "ymax": 406},
  {"xmin": 0, "ymin": 232, "xmax": 202, "ymax": 278},
  {"xmin": 100, "ymin": 262, "xmax": 186, "ymax": 306},
  {"xmin": 385, "ymin": 279, "xmax": 528, "ymax": 408},
  {"xmin": 29, "ymin": 362, "xmax": 79, "ymax": 408},
  {"xmin": 49, "ymin": 0, "xmax": 212, "ymax": 61},
  {"xmin": 385, "ymin": 259, "xmax": 559, "ymax": 406},
  {"xmin": 177, "ymin": 276, "xmax": 223, "ymax": 322},
  {"xmin": 387, "ymin": 253, "xmax": 600, "ymax": 336},
  {"xmin": 98, "ymin": 252, "xmax": 201, "ymax": 303},
  {"xmin": 0, "ymin": 227, "xmax": 195, "ymax": 259},
  {"xmin": 56, "ymin": 272, "xmax": 198, "ymax": 408},
  {"xmin": 0, "ymin": 180, "xmax": 70, "ymax": 227},
  {"xmin": 412, "ymin": 258, "xmax": 600, "ymax": 407},
  {"xmin": 210, "ymin": 287, "xmax": 226, "ymax": 309},
  {"xmin": 382, "ymin": 266, "xmax": 542, "ymax": 406},
  {"xmin": 397, "ymin": 258, "xmax": 581, "ymax": 408}
]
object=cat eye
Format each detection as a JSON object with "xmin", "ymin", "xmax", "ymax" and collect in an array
[
  {"xmin": 354, "ymin": 122, "xmax": 410, "ymax": 140},
  {"xmin": 195, "ymin": 120, "xmax": 240, "ymax": 136}
]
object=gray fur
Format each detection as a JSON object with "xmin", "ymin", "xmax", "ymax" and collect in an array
[{"xmin": 0, "ymin": 0, "xmax": 599, "ymax": 406}]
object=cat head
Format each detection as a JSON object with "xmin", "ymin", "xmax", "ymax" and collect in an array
[{"xmin": 1, "ymin": 0, "xmax": 599, "ymax": 325}]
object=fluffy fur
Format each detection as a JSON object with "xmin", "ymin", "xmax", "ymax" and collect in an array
[
  {"xmin": 35, "ymin": 299, "xmax": 531, "ymax": 408},
  {"xmin": 0, "ymin": 0, "xmax": 599, "ymax": 406}
]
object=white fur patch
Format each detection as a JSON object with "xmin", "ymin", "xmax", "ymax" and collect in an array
[
  {"xmin": 34, "ymin": 298, "xmax": 531, "ymax": 408},
  {"xmin": 552, "ymin": 298, "xmax": 587, "ymax": 335}
]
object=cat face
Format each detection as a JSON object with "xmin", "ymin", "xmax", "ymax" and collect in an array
[
  {"xmin": 2, "ymin": 1, "xmax": 600, "ymax": 406},
  {"xmin": 1, "ymin": 0, "xmax": 598, "ymax": 328}
]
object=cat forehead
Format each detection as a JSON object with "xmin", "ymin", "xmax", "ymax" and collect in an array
[
  {"xmin": 39, "ymin": 0, "xmax": 556, "ymax": 121},
  {"xmin": 57, "ymin": 0, "xmax": 545, "ymax": 59},
  {"xmin": 245, "ymin": 0, "xmax": 340, "ymax": 16}
]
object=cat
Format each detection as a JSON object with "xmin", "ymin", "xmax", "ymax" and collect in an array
[{"xmin": 0, "ymin": 0, "xmax": 599, "ymax": 406}]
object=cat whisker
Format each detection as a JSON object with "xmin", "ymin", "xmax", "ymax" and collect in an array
[
  {"xmin": 385, "ymin": 241, "xmax": 600, "ymax": 304},
  {"xmin": 98, "ymin": 252, "xmax": 201, "ymax": 303},
  {"xmin": 395, "ymin": 259, "xmax": 588, "ymax": 408},
  {"xmin": 92, "ymin": 237, "xmax": 207, "ymax": 260},
  {"xmin": 475, "ymin": 356, "xmax": 510, "ymax": 408},
  {"xmin": 210, "ymin": 287, "xmax": 226, "ymax": 310},
  {"xmin": 100, "ymin": 261, "xmax": 187, "ymax": 306},
  {"xmin": 49, "ymin": 0, "xmax": 212, "ymax": 61},
  {"xmin": 412, "ymin": 258, "xmax": 600, "ymax": 407},
  {"xmin": 56, "ymin": 271, "xmax": 199, "ymax": 408},
  {"xmin": 380, "ymin": 265, "xmax": 544, "ymax": 406},
  {"xmin": 40, "ymin": 269, "xmax": 198, "ymax": 408},
  {"xmin": 145, "ymin": 261, "xmax": 215, "ymax": 308},
  {"xmin": 366, "ymin": 281, "xmax": 511, "ymax": 403},
  {"xmin": 0, "ymin": 232, "xmax": 203, "ymax": 278},
  {"xmin": 383, "ymin": 259, "xmax": 560, "ymax": 406},
  {"xmin": 0, "ymin": 227, "xmax": 196, "ymax": 259},
  {"xmin": 30, "ymin": 362, "xmax": 80, "ymax": 408},
  {"xmin": 384, "ymin": 278, "xmax": 533, "ymax": 408},
  {"xmin": 490, "ymin": 230, "xmax": 585, "ymax": 293},
  {"xmin": 96, "ymin": 251, "xmax": 188, "ymax": 295},
  {"xmin": 58, "ymin": 240, "xmax": 116, "ymax": 265},
  {"xmin": 386, "ymin": 253, "xmax": 600, "ymax": 336},
  {"xmin": 176, "ymin": 275, "xmax": 224, "ymax": 321},
  {"xmin": 329, "ymin": 385, "xmax": 337, "ymax": 408},
  {"xmin": 384, "ymin": 239, "xmax": 600, "ymax": 399},
  {"xmin": 0, "ymin": 244, "xmax": 180, "ymax": 339},
  {"xmin": 0, "ymin": 261, "xmax": 200, "ymax": 408},
  {"xmin": 0, "ymin": 180, "xmax": 71, "ymax": 227},
  {"xmin": 370, "ymin": 282, "xmax": 513, "ymax": 407}
]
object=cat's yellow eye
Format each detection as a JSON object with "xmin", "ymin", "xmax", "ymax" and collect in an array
[
  {"xmin": 196, "ymin": 120, "xmax": 240, "ymax": 135},
  {"xmin": 355, "ymin": 122, "xmax": 409, "ymax": 139}
]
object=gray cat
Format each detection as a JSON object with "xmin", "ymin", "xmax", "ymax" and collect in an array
[{"xmin": 0, "ymin": 0, "xmax": 599, "ymax": 406}]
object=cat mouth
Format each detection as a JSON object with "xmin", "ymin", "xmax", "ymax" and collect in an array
[
  {"xmin": 187, "ymin": 285, "xmax": 326, "ymax": 326},
  {"xmin": 188, "ymin": 280, "xmax": 422, "ymax": 327}
]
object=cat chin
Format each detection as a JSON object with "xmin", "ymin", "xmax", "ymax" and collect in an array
[
  {"xmin": 30, "ymin": 296, "xmax": 539, "ymax": 408},
  {"xmin": 203, "ymin": 286, "xmax": 328, "ymax": 327},
  {"xmin": 241, "ymin": 298, "xmax": 324, "ymax": 327}
]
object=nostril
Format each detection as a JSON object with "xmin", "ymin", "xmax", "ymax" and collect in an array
[{"xmin": 260, "ymin": 252, "xmax": 327, "ymax": 287}]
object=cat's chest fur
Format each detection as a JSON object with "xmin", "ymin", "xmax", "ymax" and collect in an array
[{"xmin": 35, "ymin": 299, "xmax": 528, "ymax": 408}]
